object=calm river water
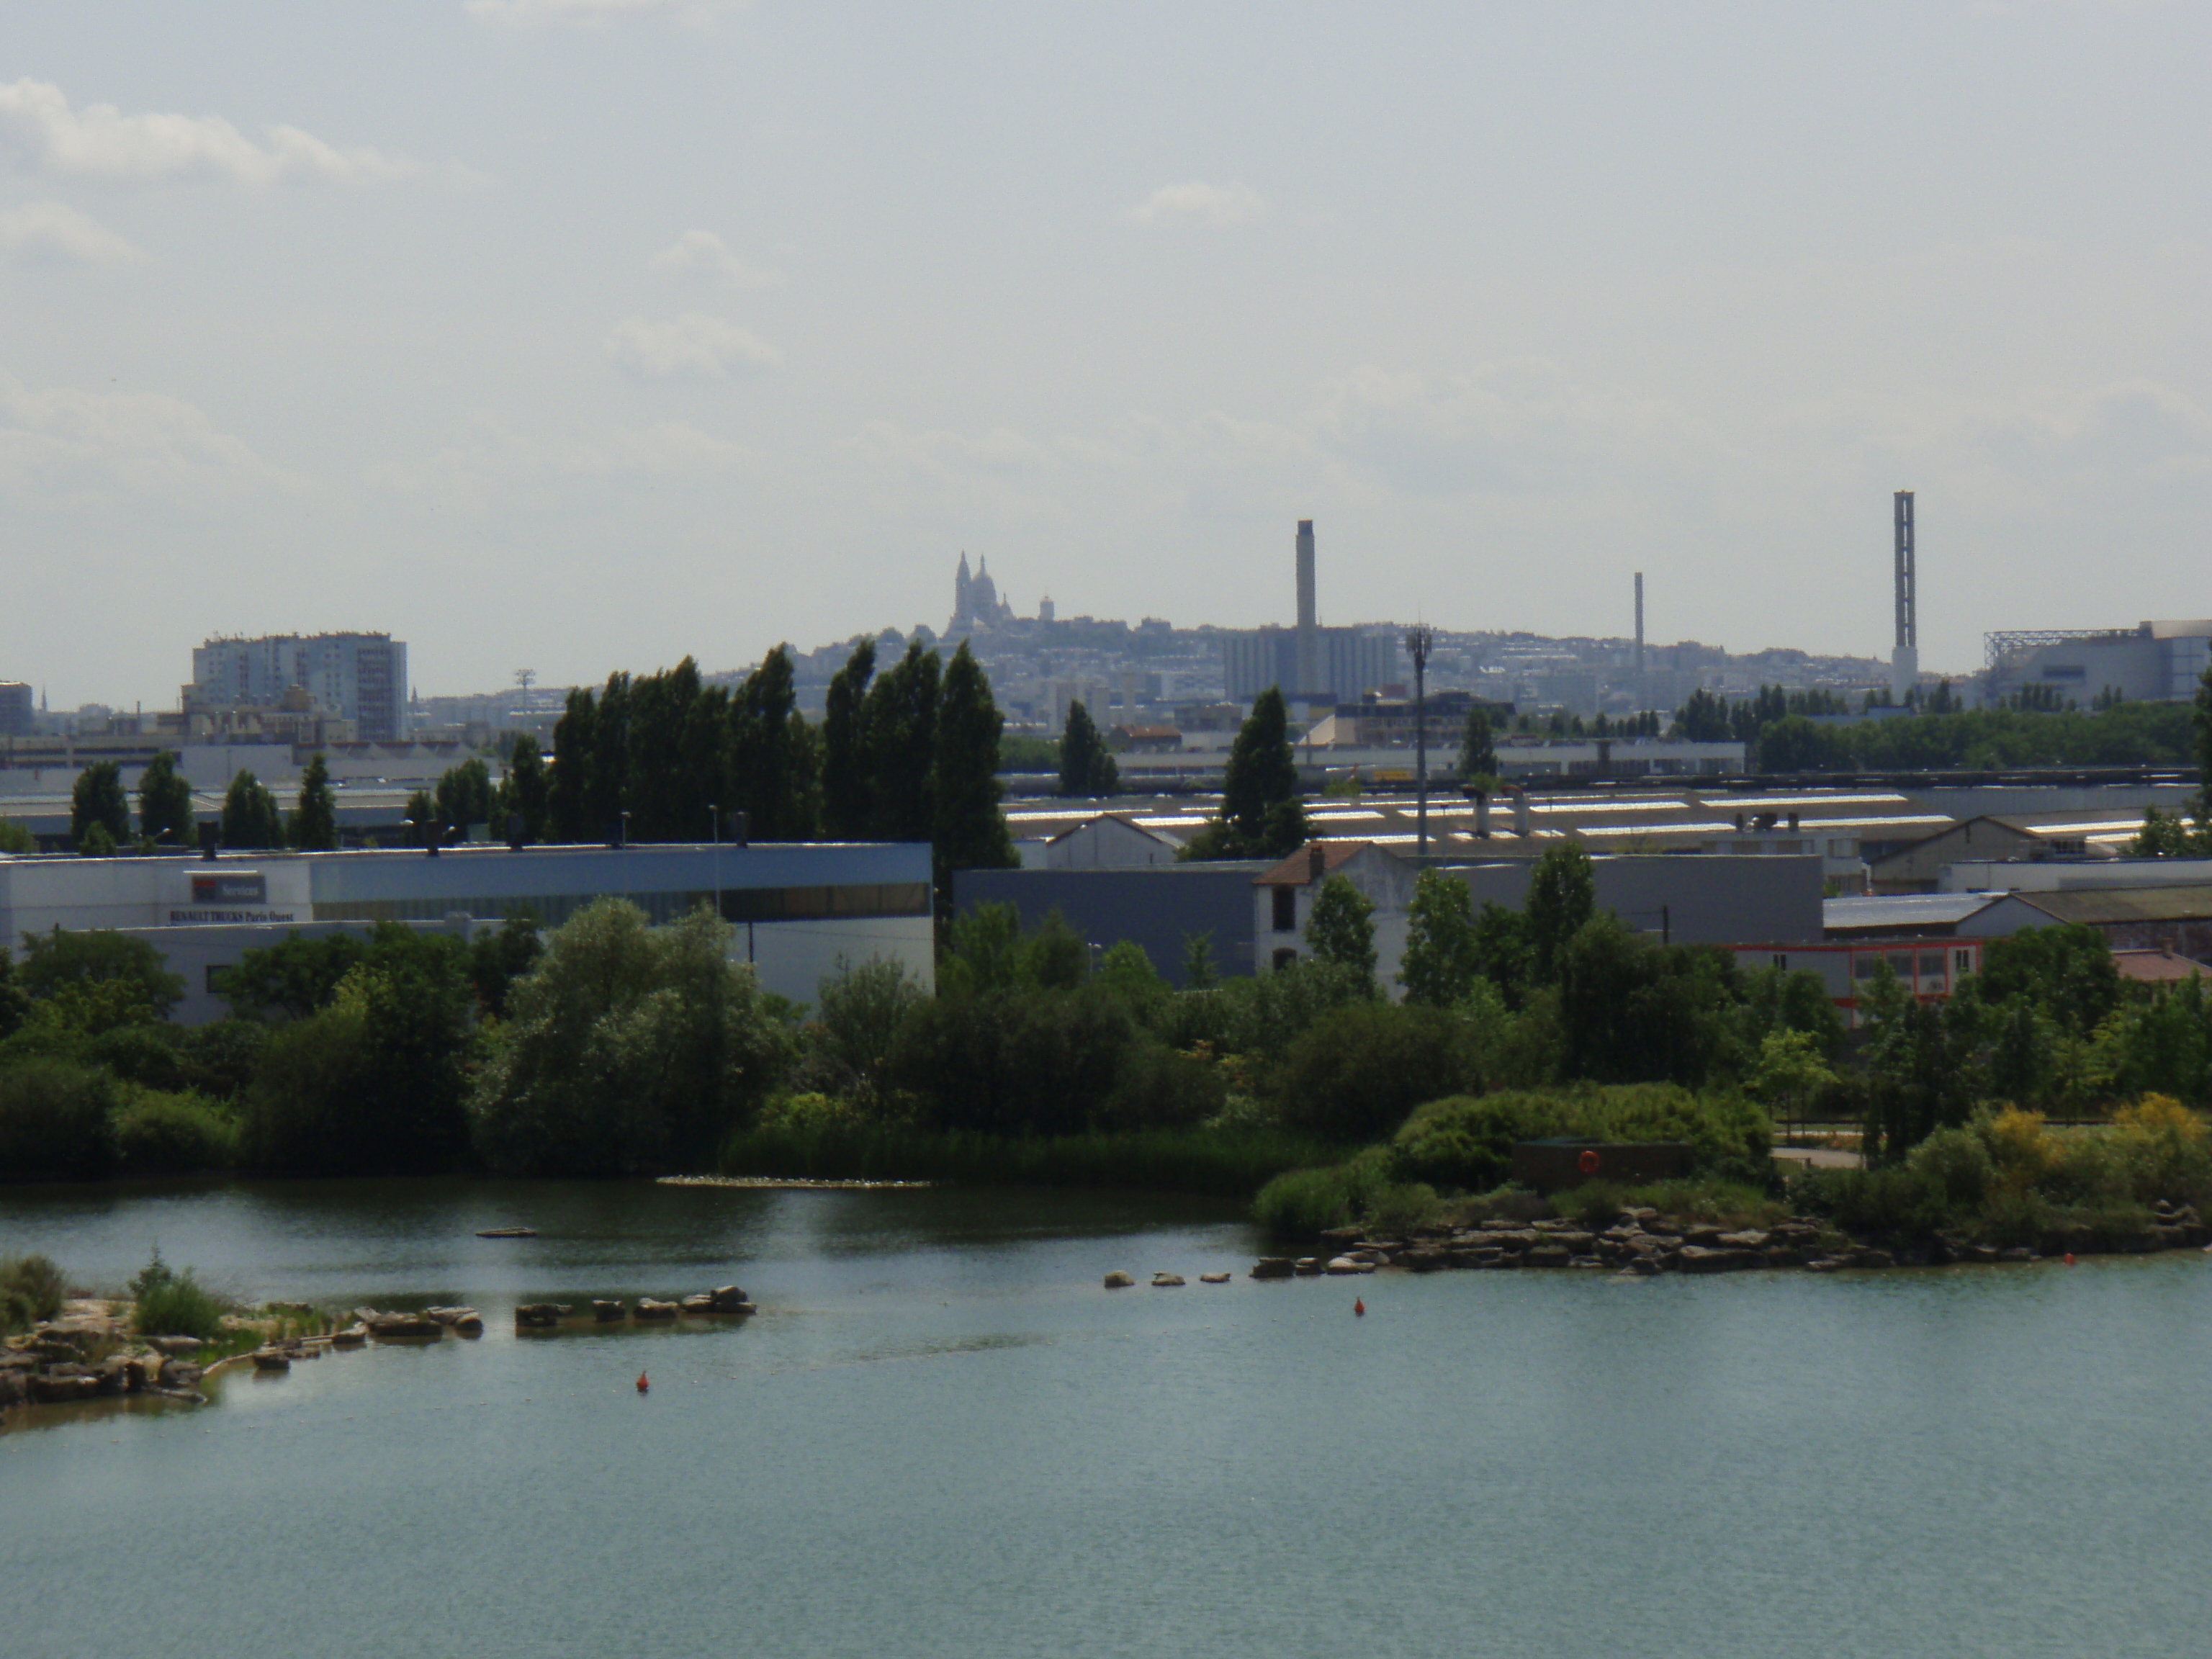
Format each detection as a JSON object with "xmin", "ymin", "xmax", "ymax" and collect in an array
[{"xmin": 2, "ymin": 1178, "xmax": 2208, "ymax": 1659}]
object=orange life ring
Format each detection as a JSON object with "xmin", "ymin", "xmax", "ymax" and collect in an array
[{"xmin": 1577, "ymin": 1148, "xmax": 1601, "ymax": 1177}]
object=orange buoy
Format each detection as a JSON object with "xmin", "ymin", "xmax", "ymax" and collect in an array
[
  {"xmin": 637, "ymin": 1371, "xmax": 649, "ymax": 1393},
  {"xmin": 1578, "ymin": 1148, "xmax": 1601, "ymax": 1177},
  {"xmin": 1353, "ymin": 1297, "xmax": 1365, "ymax": 1317},
  {"xmin": 2063, "ymin": 1253, "xmax": 2076, "ymax": 1267}
]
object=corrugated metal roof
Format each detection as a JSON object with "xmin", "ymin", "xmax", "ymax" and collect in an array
[{"xmin": 1825, "ymin": 894, "xmax": 2000, "ymax": 932}]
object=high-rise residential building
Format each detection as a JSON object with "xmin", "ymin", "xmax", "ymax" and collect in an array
[
  {"xmin": 189, "ymin": 633, "xmax": 409, "ymax": 742},
  {"xmin": 0, "ymin": 681, "xmax": 33, "ymax": 738}
]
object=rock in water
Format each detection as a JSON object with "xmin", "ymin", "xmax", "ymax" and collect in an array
[
  {"xmin": 1249, "ymin": 1258, "xmax": 1295, "ymax": 1280},
  {"xmin": 1199, "ymin": 1272, "xmax": 1231, "ymax": 1285},
  {"xmin": 1102, "ymin": 1271, "xmax": 1135, "ymax": 1290},
  {"xmin": 592, "ymin": 1300, "xmax": 626, "ymax": 1323},
  {"xmin": 708, "ymin": 1285, "xmax": 750, "ymax": 1311},
  {"xmin": 1151, "ymin": 1273, "xmax": 1185, "ymax": 1287},
  {"xmin": 250, "ymin": 1348, "xmax": 291, "ymax": 1372},
  {"xmin": 634, "ymin": 1299, "xmax": 680, "ymax": 1321},
  {"xmin": 513, "ymin": 1303, "xmax": 568, "ymax": 1329}
]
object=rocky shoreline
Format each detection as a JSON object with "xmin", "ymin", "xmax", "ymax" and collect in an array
[
  {"xmin": 1238, "ymin": 1198, "xmax": 2212, "ymax": 1280},
  {"xmin": 1, "ymin": 1301, "xmax": 210, "ymax": 1414},
  {"xmin": 2, "ymin": 1284, "xmax": 764, "ymax": 1423}
]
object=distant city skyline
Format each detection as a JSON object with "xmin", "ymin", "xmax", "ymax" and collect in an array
[{"xmin": 4, "ymin": 2, "xmax": 2206, "ymax": 708}]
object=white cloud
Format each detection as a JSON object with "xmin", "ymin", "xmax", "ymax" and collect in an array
[
  {"xmin": 0, "ymin": 372, "xmax": 294, "ymax": 508},
  {"xmin": 0, "ymin": 78, "xmax": 417, "ymax": 186},
  {"xmin": 648, "ymin": 229, "xmax": 778, "ymax": 286},
  {"xmin": 606, "ymin": 313, "xmax": 777, "ymax": 380},
  {"xmin": 466, "ymin": 0, "xmax": 742, "ymax": 24},
  {"xmin": 1126, "ymin": 179, "xmax": 1265, "ymax": 228},
  {"xmin": 0, "ymin": 200, "xmax": 145, "ymax": 266}
]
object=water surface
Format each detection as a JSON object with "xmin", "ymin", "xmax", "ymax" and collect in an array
[{"xmin": 2, "ymin": 1179, "xmax": 2206, "ymax": 1659}]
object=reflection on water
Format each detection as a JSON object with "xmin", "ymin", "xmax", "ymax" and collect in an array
[{"xmin": 3, "ymin": 1179, "xmax": 2210, "ymax": 1659}]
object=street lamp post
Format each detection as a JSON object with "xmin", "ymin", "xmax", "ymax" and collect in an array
[{"xmin": 1405, "ymin": 626, "xmax": 1434, "ymax": 855}]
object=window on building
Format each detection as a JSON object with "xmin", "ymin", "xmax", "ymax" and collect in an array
[
  {"xmin": 1771, "ymin": 953, "xmax": 1788, "ymax": 970},
  {"xmin": 1887, "ymin": 952, "xmax": 1914, "ymax": 979},
  {"xmin": 1918, "ymin": 951, "xmax": 1946, "ymax": 983},
  {"xmin": 1955, "ymin": 948, "xmax": 1974, "ymax": 977},
  {"xmin": 1272, "ymin": 886, "xmax": 1297, "ymax": 933},
  {"xmin": 1272, "ymin": 946, "xmax": 1299, "ymax": 971}
]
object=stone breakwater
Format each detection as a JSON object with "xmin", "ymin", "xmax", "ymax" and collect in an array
[
  {"xmin": 1, "ymin": 1302, "xmax": 207, "ymax": 1416},
  {"xmin": 515, "ymin": 1285, "xmax": 757, "ymax": 1328},
  {"xmin": 1239, "ymin": 1199, "xmax": 2212, "ymax": 1280}
]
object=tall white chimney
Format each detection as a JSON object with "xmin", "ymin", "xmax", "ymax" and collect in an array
[{"xmin": 1891, "ymin": 490, "xmax": 1918, "ymax": 703}]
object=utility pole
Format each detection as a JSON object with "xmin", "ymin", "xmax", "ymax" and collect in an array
[{"xmin": 1405, "ymin": 625, "xmax": 1434, "ymax": 855}]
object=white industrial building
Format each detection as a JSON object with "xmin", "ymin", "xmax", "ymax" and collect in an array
[{"xmin": 0, "ymin": 840, "xmax": 934, "ymax": 1022}]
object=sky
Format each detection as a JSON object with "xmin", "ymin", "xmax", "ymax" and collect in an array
[{"xmin": 1, "ymin": 0, "xmax": 2206, "ymax": 707}]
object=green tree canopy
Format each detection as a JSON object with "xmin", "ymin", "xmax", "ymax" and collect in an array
[
  {"xmin": 467, "ymin": 899, "xmax": 795, "ymax": 1175},
  {"xmin": 220, "ymin": 770, "xmax": 285, "ymax": 849},
  {"xmin": 1457, "ymin": 705, "xmax": 1498, "ymax": 783},
  {"xmin": 819, "ymin": 638, "xmax": 878, "ymax": 839},
  {"xmin": 1184, "ymin": 688, "xmax": 1305, "ymax": 859},
  {"xmin": 930, "ymin": 642, "xmax": 1017, "ymax": 912},
  {"xmin": 1524, "ymin": 841, "xmax": 1596, "ymax": 985},
  {"xmin": 498, "ymin": 734, "xmax": 551, "ymax": 844},
  {"xmin": 1305, "ymin": 873, "xmax": 1377, "ymax": 981},
  {"xmin": 1058, "ymin": 699, "xmax": 1120, "ymax": 797},
  {"xmin": 71, "ymin": 761, "xmax": 130, "ymax": 849},
  {"xmin": 434, "ymin": 757, "xmax": 495, "ymax": 835},
  {"xmin": 289, "ymin": 751, "xmax": 338, "ymax": 851},
  {"xmin": 1399, "ymin": 868, "xmax": 1480, "ymax": 1007},
  {"xmin": 16, "ymin": 927, "xmax": 185, "ymax": 1017},
  {"xmin": 136, "ymin": 750, "xmax": 196, "ymax": 848}
]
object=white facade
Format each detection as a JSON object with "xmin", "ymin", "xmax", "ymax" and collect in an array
[
  {"xmin": 192, "ymin": 634, "xmax": 408, "ymax": 743},
  {"xmin": 1, "ymin": 840, "xmax": 935, "ymax": 1021},
  {"xmin": 1017, "ymin": 814, "xmax": 1182, "ymax": 871}
]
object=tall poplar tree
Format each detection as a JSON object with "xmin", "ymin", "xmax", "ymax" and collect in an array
[
  {"xmin": 861, "ymin": 641, "xmax": 942, "ymax": 843},
  {"xmin": 727, "ymin": 645, "xmax": 818, "ymax": 840},
  {"xmin": 221, "ymin": 769, "xmax": 284, "ymax": 849},
  {"xmin": 137, "ymin": 750, "xmax": 196, "ymax": 846},
  {"xmin": 71, "ymin": 761, "xmax": 131, "ymax": 848},
  {"xmin": 1184, "ymin": 687, "xmax": 1305, "ymax": 859},
  {"xmin": 499, "ymin": 734, "xmax": 551, "ymax": 844},
  {"xmin": 930, "ymin": 641, "xmax": 1016, "ymax": 916},
  {"xmin": 548, "ymin": 686, "xmax": 598, "ymax": 842},
  {"xmin": 1058, "ymin": 700, "xmax": 1119, "ymax": 797},
  {"xmin": 820, "ymin": 639, "xmax": 877, "ymax": 840},
  {"xmin": 288, "ymin": 752, "xmax": 338, "ymax": 851}
]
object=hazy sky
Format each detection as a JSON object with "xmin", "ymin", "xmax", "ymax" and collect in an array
[{"xmin": 3, "ymin": 1, "xmax": 2206, "ymax": 706}]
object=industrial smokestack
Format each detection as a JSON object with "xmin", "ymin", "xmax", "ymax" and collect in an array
[
  {"xmin": 1634, "ymin": 572, "xmax": 1645, "ymax": 684},
  {"xmin": 1295, "ymin": 519, "xmax": 1318, "ymax": 698},
  {"xmin": 1891, "ymin": 490, "xmax": 1918, "ymax": 703}
]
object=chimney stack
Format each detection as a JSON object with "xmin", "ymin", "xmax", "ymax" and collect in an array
[
  {"xmin": 1891, "ymin": 490, "xmax": 1918, "ymax": 703},
  {"xmin": 1295, "ymin": 519, "xmax": 1318, "ymax": 698},
  {"xmin": 1633, "ymin": 572, "xmax": 1645, "ymax": 686}
]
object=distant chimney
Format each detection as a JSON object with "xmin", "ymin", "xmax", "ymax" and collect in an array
[
  {"xmin": 1634, "ymin": 572, "xmax": 1645, "ymax": 683},
  {"xmin": 1295, "ymin": 520, "xmax": 1318, "ymax": 696},
  {"xmin": 1891, "ymin": 490, "xmax": 1919, "ymax": 703}
]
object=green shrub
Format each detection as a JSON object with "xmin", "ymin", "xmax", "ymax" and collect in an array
[
  {"xmin": 1100, "ymin": 1038, "xmax": 1227, "ymax": 1132},
  {"xmin": 1906, "ymin": 1126, "xmax": 1994, "ymax": 1210},
  {"xmin": 114, "ymin": 1090, "xmax": 238, "ymax": 1174},
  {"xmin": 1388, "ymin": 1083, "xmax": 1773, "ymax": 1194},
  {"xmin": 128, "ymin": 1249, "xmax": 226, "ymax": 1340},
  {"xmin": 0, "ymin": 1254, "xmax": 66, "ymax": 1331},
  {"xmin": 0, "ymin": 1058, "xmax": 120, "ymax": 1179},
  {"xmin": 1253, "ymin": 1154, "xmax": 1395, "ymax": 1236},
  {"xmin": 1271, "ymin": 1002, "xmax": 1473, "ymax": 1141}
]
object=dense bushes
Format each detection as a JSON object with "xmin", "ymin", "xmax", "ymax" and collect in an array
[
  {"xmin": 114, "ymin": 1090, "xmax": 238, "ymax": 1174},
  {"xmin": 1272, "ymin": 1004, "xmax": 1475, "ymax": 1141},
  {"xmin": 1, "ymin": 1254, "xmax": 66, "ymax": 1332},
  {"xmin": 1797, "ymin": 1096, "xmax": 2212, "ymax": 1246},
  {"xmin": 1390, "ymin": 1084, "xmax": 1773, "ymax": 1193},
  {"xmin": 468, "ymin": 900, "xmax": 793, "ymax": 1175},
  {"xmin": 0, "ymin": 1059, "xmax": 122, "ymax": 1179},
  {"xmin": 128, "ymin": 1249, "xmax": 225, "ymax": 1339}
]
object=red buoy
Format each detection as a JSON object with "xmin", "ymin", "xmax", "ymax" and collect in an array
[
  {"xmin": 2063, "ymin": 1253, "xmax": 2076, "ymax": 1267},
  {"xmin": 1578, "ymin": 1148, "xmax": 1601, "ymax": 1177},
  {"xmin": 637, "ymin": 1371, "xmax": 649, "ymax": 1393},
  {"xmin": 1354, "ymin": 1297, "xmax": 1366, "ymax": 1317}
]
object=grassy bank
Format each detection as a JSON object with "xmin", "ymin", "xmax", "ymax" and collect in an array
[{"xmin": 716, "ymin": 1123, "xmax": 1336, "ymax": 1200}]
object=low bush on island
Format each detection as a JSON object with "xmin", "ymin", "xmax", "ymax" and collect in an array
[
  {"xmin": 127, "ymin": 1249, "xmax": 227, "ymax": 1341},
  {"xmin": 1, "ymin": 1253, "xmax": 66, "ymax": 1333}
]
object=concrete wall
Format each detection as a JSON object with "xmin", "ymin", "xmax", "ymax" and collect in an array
[{"xmin": 954, "ymin": 863, "xmax": 1271, "ymax": 984}]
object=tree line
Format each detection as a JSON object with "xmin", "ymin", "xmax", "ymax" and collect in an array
[{"xmin": 63, "ymin": 753, "xmax": 341, "ymax": 857}]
